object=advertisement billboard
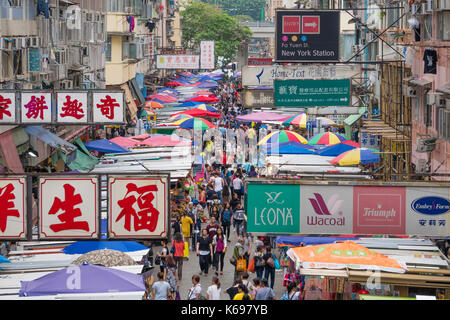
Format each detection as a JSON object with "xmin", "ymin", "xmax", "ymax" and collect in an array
[
  {"xmin": 275, "ymin": 10, "xmax": 340, "ymax": 62},
  {"xmin": 242, "ymin": 89, "xmax": 274, "ymax": 108},
  {"xmin": 156, "ymin": 55, "xmax": 200, "ymax": 69}
]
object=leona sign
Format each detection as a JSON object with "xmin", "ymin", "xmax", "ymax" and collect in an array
[{"xmin": 246, "ymin": 181, "xmax": 450, "ymax": 237}]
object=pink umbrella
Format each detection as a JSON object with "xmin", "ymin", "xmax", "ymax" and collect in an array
[
  {"xmin": 235, "ymin": 111, "xmax": 293, "ymax": 123},
  {"xmin": 131, "ymin": 134, "xmax": 151, "ymax": 140},
  {"xmin": 140, "ymin": 135, "xmax": 191, "ymax": 147},
  {"xmin": 194, "ymin": 91, "xmax": 214, "ymax": 96},
  {"xmin": 109, "ymin": 137, "xmax": 141, "ymax": 147}
]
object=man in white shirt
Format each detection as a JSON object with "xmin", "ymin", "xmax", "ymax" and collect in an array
[
  {"xmin": 232, "ymin": 174, "xmax": 243, "ymax": 200},
  {"xmin": 213, "ymin": 173, "xmax": 224, "ymax": 202}
]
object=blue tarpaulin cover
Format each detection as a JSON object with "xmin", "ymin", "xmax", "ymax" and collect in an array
[
  {"xmin": 84, "ymin": 139, "xmax": 130, "ymax": 154},
  {"xmin": 315, "ymin": 142, "xmax": 357, "ymax": 157},
  {"xmin": 62, "ymin": 241, "xmax": 147, "ymax": 254},
  {"xmin": 266, "ymin": 141, "xmax": 316, "ymax": 155},
  {"xmin": 0, "ymin": 255, "xmax": 10, "ymax": 263}
]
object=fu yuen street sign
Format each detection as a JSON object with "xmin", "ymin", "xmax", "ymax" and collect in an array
[
  {"xmin": 275, "ymin": 10, "xmax": 340, "ymax": 62},
  {"xmin": 274, "ymin": 79, "xmax": 351, "ymax": 107}
]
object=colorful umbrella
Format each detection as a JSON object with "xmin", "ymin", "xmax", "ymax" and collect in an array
[
  {"xmin": 193, "ymin": 104, "xmax": 218, "ymax": 112},
  {"xmin": 168, "ymin": 113, "xmax": 193, "ymax": 122},
  {"xmin": 258, "ymin": 130, "xmax": 308, "ymax": 146},
  {"xmin": 308, "ymin": 132, "xmax": 347, "ymax": 145},
  {"xmin": 316, "ymin": 117, "xmax": 337, "ymax": 127},
  {"xmin": 315, "ymin": 142, "xmax": 357, "ymax": 157},
  {"xmin": 194, "ymin": 91, "xmax": 214, "ymax": 96},
  {"xmin": 109, "ymin": 136, "xmax": 141, "ymax": 147},
  {"xmin": 173, "ymin": 117, "xmax": 216, "ymax": 130},
  {"xmin": 147, "ymin": 94, "xmax": 177, "ymax": 103},
  {"xmin": 282, "ymin": 113, "xmax": 308, "ymax": 128},
  {"xmin": 342, "ymin": 140, "xmax": 360, "ymax": 148},
  {"xmin": 286, "ymin": 241, "xmax": 406, "ymax": 273},
  {"xmin": 185, "ymin": 96, "xmax": 220, "ymax": 103},
  {"xmin": 173, "ymin": 108, "xmax": 220, "ymax": 118},
  {"xmin": 145, "ymin": 100, "xmax": 164, "ymax": 109},
  {"xmin": 329, "ymin": 148, "xmax": 379, "ymax": 166},
  {"xmin": 140, "ymin": 135, "xmax": 191, "ymax": 147}
]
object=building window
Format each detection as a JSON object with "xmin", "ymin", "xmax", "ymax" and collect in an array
[
  {"xmin": 425, "ymin": 103, "xmax": 432, "ymax": 127},
  {"xmin": 9, "ymin": 0, "xmax": 23, "ymax": 7},
  {"xmin": 438, "ymin": 11, "xmax": 450, "ymax": 41},
  {"xmin": 423, "ymin": 15, "xmax": 432, "ymax": 41},
  {"xmin": 106, "ymin": 36, "xmax": 112, "ymax": 62}
]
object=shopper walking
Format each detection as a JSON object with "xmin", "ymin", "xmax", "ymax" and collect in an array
[
  {"xmin": 263, "ymin": 246, "xmax": 276, "ymax": 289},
  {"xmin": 255, "ymin": 279, "xmax": 276, "ymax": 300},
  {"xmin": 232, "ymin": 202, "xmax": 246, "ymax": 237},
  {"xmin": 188, "ymin": 275, "xmax": 203, "ymax": 300},
  {"xmin": 212, "ymin": 226, "xmax": 227, "ymax": 275},
  {"xmin": 220, "ymin": 203, "xmax": 232, "ymax": 241},
  {"xmin": 254, "ymin": 245, "xmax": 265, "ymax": 279},
  {"xmin": 196, "ymin": 228, "xmax": 213, "ymax": 276},
  {"xmin": 171, "ymin": 232, "xmax": 185, "ymax": 281},
  {"xmin": 163, "ymin": 255, "xmax": 179, "ymax": 300},
  {"xmin": 206, "ymin": 276, "xmax": 222, "ymax": 300},
  {"xmin": 151, "ymin": 272, "xmax": 171, "ymax": 300}
]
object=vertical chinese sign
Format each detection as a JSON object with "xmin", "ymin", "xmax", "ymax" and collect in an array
[
  {"xmin": 39, "ymin": 176, "xmax": 99, "ymax": 239},
  {"xmin": 0, "ymin": 92, "xmax": 16, "ymax": 124},
  {"xmin": 21, "ymin": 92, "xmax": 52, "ymax": 123},
  {"xmin": 108, "ymin": 176, "xmax": 169, "ymax": 239},
  {"xmin": 0, "ymin": 177, "xmax": 26, "ymax": 239},
  {"xmin": 56, "ymin": 92, "xmax": 88, "ymax": 123},
  {"xmin": 200, "ymin": 41, "xmax": 215, "ymax": 70},
  {"xmin": 92, "ymin": 91, "xmax": 124, "ymax": 124}
]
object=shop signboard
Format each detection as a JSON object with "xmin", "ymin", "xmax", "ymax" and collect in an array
[
  {"xmin": 275, "ymin": 10, "xmax": 340, "ymax": 62},
  {"xmin": 246, "ymin": 180, "xmax": 450, "ymax": 237},
  {"xmin": 246, "ymin": 184, "xmax": 301, "ymax": 234},
  {"xmin": 21, "ymin": 91, "xmax": 52, "ymax": 123},
  {"xmin": 108, "ymin": 176, "xmax": 169, "ymax": 239},
  {"xmin": 242, "ymin": 65, "xmax": 360, "ymax": 87},
  {"xmin": 39, "ymin": 176, "xmax": 99, "ymax": 239},
  {"xmin": 56, "ymin": 91, "xmax": 89, "ymax": 123},
  {"xmin": 156, "ymin": 55, "xmax": 200, "ymax": 69},
  {"xmin": 274, "ymin": 79, "xmax": 351, "ymax": 107},
  {"xmin": 92, "ymin": 91, "xmax": 125, "ymax": 124},
  {"xmin": 200, "ymin": 41, "xmax": 215, "ymax": 70},
  {"xmin": 0, "ymin": 91, "xmax": 16, "ymax": 124},
  {"xmin": 248, "ymin": 58, "xmax": 273, "ymax": 66},
  {"xmin": 0, "ymin": 177, "xmax": 27, "ymax": 239},
  {"xmin": 242, "ymin": 89, "xmax": 274, "ymax": 108}
]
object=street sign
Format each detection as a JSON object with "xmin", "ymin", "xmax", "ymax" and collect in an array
[
  {"xmin": 274, "ymin": 79, "xmax": 351, "ymax": 107},
  {"xmin": 242, "ymin": 65, "xmax": 360, "ymax": 87},
  {"xmin": 275, "ymin": 10, "xmax": 340, "ymax": 62},
  {"xmin": 156, "ymin": 55, "xmax": 200, "ymax": 69}
]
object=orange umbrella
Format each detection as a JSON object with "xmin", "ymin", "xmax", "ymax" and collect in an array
[
  {"xmin": 145, "ymin": 101, "xmax": 164, "ymax": 109},
  {"xmin": 287, "ymin": 241, "xmax": 406, "ymax": 273}
]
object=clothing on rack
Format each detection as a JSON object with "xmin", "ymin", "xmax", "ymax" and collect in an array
[
  {"xmin": 127, "ymin": 16, "xmax": 135, "ymax": 32},
  {"xmin": 423, "ymin": 48, "xmax": 437, "ymax": 74}
]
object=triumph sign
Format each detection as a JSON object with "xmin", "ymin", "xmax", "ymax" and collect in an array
[{"xmin": 246, "ymin": 180, "xmax": 450, "ymax": 237}]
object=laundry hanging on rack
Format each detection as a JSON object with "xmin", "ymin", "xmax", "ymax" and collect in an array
[{"xmin": 127, "ymin": 16, "xmax": 135, "ymax": 32}]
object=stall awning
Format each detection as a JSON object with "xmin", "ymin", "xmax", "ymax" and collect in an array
[
  {"xmin": 344, "ymin": 113, "xmax": 363, "ymax": 126},
  {"xmin": 404, "ymin": 76, "xmax": 432, "ymax": 88}
]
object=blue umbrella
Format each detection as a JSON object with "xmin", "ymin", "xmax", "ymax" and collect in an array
[
  {"xmin": 266, "ymin": 141, "xmax": 316, "ymax": 155},
  {"xmin": 63, "ymin": 241, "xmax": 148, "ymax": 254},
  {"xmin": 315, "ymin": 142, "xmax": 357, "ymax": 157},
  {"xmin": 0, "ymin": 255, "xmax": 10, "ymax": 263},
  {"xmin": 85, "ymin": 139, "xmax": 131, "ymax": 154},
  {"xmin": 173, "ymin": 101, "xmax": 204, "ymax": 108},
  {"xmin": 265, "ymin": 141, "xmax": 316, "ymax": 151},
  {"xmin": 19, "ymin": 264, "xmax": 146, "ymax": 297}
]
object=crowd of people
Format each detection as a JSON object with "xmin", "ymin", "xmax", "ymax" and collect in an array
[{"xmin": 139, "ymin": 75, "xmax": 306, "ymax": 301}]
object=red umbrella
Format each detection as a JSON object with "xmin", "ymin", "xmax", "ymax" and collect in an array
[
  {"xmin": 148, "ymin": 94, "xmax": 177, "ymax": 103},
  {"xmin": 166, "ymin": 81, "xmax": 184, "ymax": 87},
  {"xmin": 173, "ymin": 108, "xmax": 221, "ymax": 118},
  {"xmin": 140, "ymin": 135, "xmax": 191, "ymax": 147},
  {"xmin": 185, "ymin": 96, "xmax": 220, "ymax": 103},
  {"xmin": 194, "ymin": 91, "xmax": 214, "ymax": 96},
  {"xmin": 342, "ymin": 140, "xmax": 360, "ymax": 148},
  {"xmin": 109, "ymin": 137, "xmax": 141, "ymax": 147}
]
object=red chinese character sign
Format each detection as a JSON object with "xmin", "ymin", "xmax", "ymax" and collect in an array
[
  {"xmin": 56, "ymin": 92, "xmax": 88, "ymax": 123},
  {"xmin": 39, "ymin": 177, "xmax": 98, "ymax": 239},
  {"xmin": 92, "ymin": 92, "xmax": 124, "ymax": 123},
  {"xmin": 0, "ymin": 92, "xmax": 16, "ymax": 123},
  {"xmin": 0, "ymin": 177, "xmax": 26, "ymax": 239},
  {"xmin": 21, "ymin": 92, "xmax": 52, "ymax": 123},
  {"xmin": 108, "ymin": 176, "xmax": 168, "ymax": 239}
]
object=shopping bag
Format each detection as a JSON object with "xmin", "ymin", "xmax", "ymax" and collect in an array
[
  {"xmin": 183, "ymin": 242, "xmax": 189, "ymax": 258},
  {"xmin": 236, "ymin": 257, "xmax": 247, "ymax": 271},
  {"xmin": 247, "ymin": 257, "xmax": 255, "ymax": 273}
]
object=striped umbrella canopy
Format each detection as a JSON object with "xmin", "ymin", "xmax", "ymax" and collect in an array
[
  {"xmin": 308, "ymin": 132, "xmax": 347, "ymax": 145},
  {"xmin": 258, "ymin": 130, "xmax": 308, "ymax": 146},
  {"xmin": 316, "ymin": 117, "xmax": 337, "ymax": 127},
  {"xmin": 282, "ymin": 113, "xmax": 308, "ymax": 128},
  {"xmin": 168, "ymin": 113, "xmax": 193, "ymax": 122},
  {"xmin": 172, "ymin": 117, "xmax": 216, "ymax": 130},
  {"xmin": 329, "ymin": 148, "xmax": 379, "ymax": 166},
  {"xmin": 193, "ymin": 104, "xmax": 218, "ymax": 112}
]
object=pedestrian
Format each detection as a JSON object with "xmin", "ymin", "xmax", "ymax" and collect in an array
[
  {"xmin": 213, "ymin": 172, "xmax": 225, "ymax": 201},
  {"xmin": 188, "ymin": 275, "xmax": 203, "ymax": 300},
  {"xmin": 224, "ymin": 279, "xmax": 242, "ymax": 300},
  {"xmin": 232, "ymin": 202, "xmax": 246, "ymax": 237},
  {"xmin": 142, "ymin": 273, "xmax": 155, "ymax": 300},
  {"xmin": 230, "ymin": 192, "xmax": 240, "ymax": 212},
  {"xmin": 206, "ymin": 276, "xmax": 221, "ymax": 300},
  {"xmin": 151, "ymin": 271, "xmax": 171, "ymax": 300},
  {"xmin": 232, "ymin": 237, "xmax": 248, "ymax": 281},
  {"xmin": 232, "ymin": 174, "xmax": 243, "ymax": 200},
  {"xmin": 180, "ymin": 212, "xmax": 193, "ymax": 253},
  {"xmin": 163, "ymin": 255, "xmax": 179, "ymax": 300},
  {"xmin": 233, "ymin": 284, "xmax": 252, "ymax": 300},
  {"xmin": 263, "ymin": 246, "xmax": 276, "ymax": 289},
  {"xmin": 241, "ymin": 271, "xmax": 253, "ymax": 293},
  {"xmin": 156, "ymin": 239, "xmax": 169, "ymax": 273},
  {"xmin": 281, "ymin": 281, "xmax": 300, "ymax": 300},
  {"xmin": 250, "ymin": 278, "xmax": 261, "ymax": 300},
  {"xmin": 172, "ymin": 216, "xmax": 181, "ymax": 235},
  {"xmin": 171, "ymin": 232, "xmax": 185, "ymax": 280},
  {"xmin": 255, "ymin": 279, "xmax": 276, "ymax": 300},
  {"xmin": 248, "ymin": 165, "xmax": 258, "ymax": 177},
  {"xmin": 253, "ymin": 245, "xmax": 266, "ymax": 279},
  {"xmin": 196, "ymin": 228, "xmax": 213, "ymax": 276},
  {"xmin": 220, "ymin": 202, "xmax": 232, "ymax": 241},
  {"xmin": 212, "ymin": 226, "xmax": 227, "ymax": 275},
  {"xmin": 209, "ymin": 205, "xmax": 220, "ymax": 221}
]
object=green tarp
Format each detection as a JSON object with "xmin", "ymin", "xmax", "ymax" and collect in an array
[{"xmin": 52, "ymin": 138, "xmax": 99, "ymax": 173}]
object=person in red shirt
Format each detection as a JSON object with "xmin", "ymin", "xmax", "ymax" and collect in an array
[{"xmin": 171, "ymin": 232, "xmax": 185, "ymax": 280}]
